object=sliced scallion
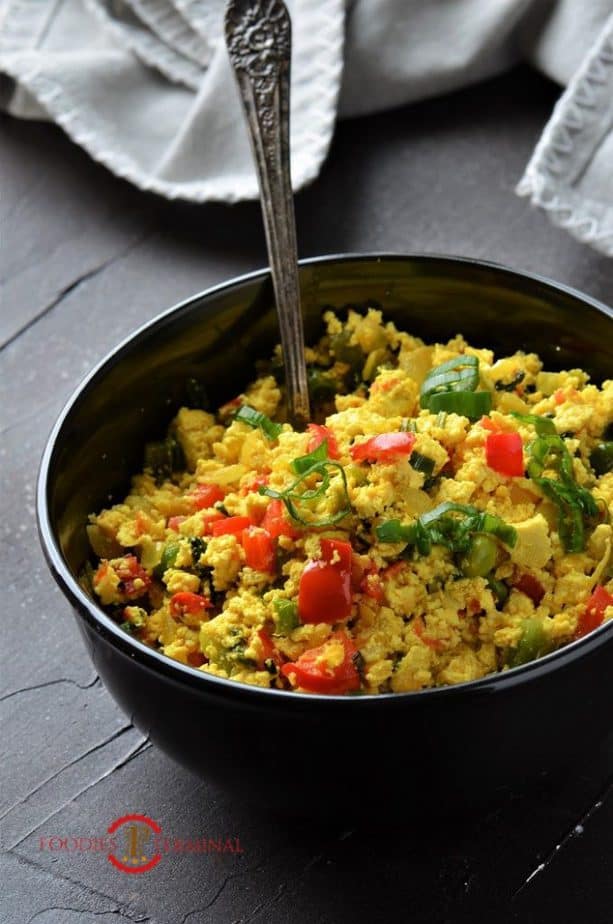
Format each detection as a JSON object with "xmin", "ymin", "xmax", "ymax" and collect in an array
[
  {"xmin": 234, "ymin": 404, "xmax": 283, "ymax": 440},
  {"xmin": 425, "ymin": 390, "xmax": 492, "ymax": 419},
  {"xmin": 420, "ymin": 355, "xmax": 479, "ymax": 403},
  {"xmin": 409, "ymin": 451, "xmax": 435, "ymax": 477}
]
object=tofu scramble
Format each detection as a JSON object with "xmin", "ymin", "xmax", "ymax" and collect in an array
[{"xmin": 88, "ymin": 309, "xmax": 613, "ymax": 695}]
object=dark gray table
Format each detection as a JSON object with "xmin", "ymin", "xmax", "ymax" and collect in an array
[{"xmin": 2, "ymin": 67, "xmax": 612, "ymax": 924}]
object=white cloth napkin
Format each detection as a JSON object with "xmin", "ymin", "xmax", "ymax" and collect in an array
[{"xmin": 1, "ymin": 0, "xmax": 612, "ymax": 257}]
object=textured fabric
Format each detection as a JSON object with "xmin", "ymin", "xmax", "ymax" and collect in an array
[{"xmin": 0, "ymin": 0, "xmax": 612, "ymax": 256}]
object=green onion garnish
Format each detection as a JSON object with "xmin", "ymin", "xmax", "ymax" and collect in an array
[
  {"xmin": 525, "ymin": 434, "xmax": 598, "ymax": 552},
  {"xmin": 425, "ymin": 390, "xmax": 492, "ymax": 419},
  {"xmin": 420, "ymin": 355, "xmax": 480, "ymax": 402},
  {"xmin": 375, "ymin": 502, "xmax": 517, "ymax": 557},
  {"xmin": 409, "ymin": 451, "xmax": 435, "ymax": 477},
  {"xmin": 291, "ymin": 439, "xmax": 329, "ymax": 475},
  {"xmin": 234, "ymin": 404, "xmax": 283, "ymax": 440},
  {"xmin": 420, "ymin": 355, "xmax": 491, "ymax": 420},
  {"xmin": 260, "ymin": 461, "xmax": 351, "ymax": 527}
]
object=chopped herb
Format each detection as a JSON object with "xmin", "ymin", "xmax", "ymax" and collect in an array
[
  {"xmin": 234, "ymin": 404, "xmax": 283, "ymax": 440},
  {"xmin": 119, "ymin": 620, "xmax": 136, "ymax": 635},
  {"xmin": 494, "ymin": 371, "xmax": 525, "ymax": 392},
  {"xmin": 273, "ymin": 598, "xmax": 299, "ymax": 634}
]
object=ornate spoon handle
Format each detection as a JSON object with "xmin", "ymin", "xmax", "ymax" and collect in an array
[{"xmin": 225, "ymin": 0, "xmax": 310, "ymax": 427}]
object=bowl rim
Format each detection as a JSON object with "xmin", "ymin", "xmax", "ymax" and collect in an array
[{"xmin": 37, "ymin": 251, "xmax": 613, "ymax": 706}]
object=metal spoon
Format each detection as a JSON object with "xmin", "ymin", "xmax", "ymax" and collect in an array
[{"xmin": 225, "ymin": 0, "xmax": 310, "ymax": 427}]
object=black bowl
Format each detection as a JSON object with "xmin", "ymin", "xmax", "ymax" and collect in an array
[{"xmin": 38, "ymin": 254, "xmax": 613, "ymax": 817}]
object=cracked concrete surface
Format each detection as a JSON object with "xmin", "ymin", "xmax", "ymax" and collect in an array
[{"xmin": 2, "ymin": 68, "xmax": 613, "ymax": 923}]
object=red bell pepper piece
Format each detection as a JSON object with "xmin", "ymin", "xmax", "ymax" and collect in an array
[
  {"xmin": 320, "ymin": 538, "xmax": 352, "ymax": 571},
  {"xmin": 242, "ymin": 526, "xmax": 276, "ymax": 572},
  {"xmin": 211, "ymin": 515, "xmax": 253, "ymax": 538},
  {"xmin": 219, "ymin": 395, "xmax": 242, "ymax": 416},
  {"xmin": 201, "ymin": 510, "xmax": 226, "ymax": 534},
  {"xmin": 382, "ymin": 560, "xmax": 407, "ymax": 581},
  {"xmin": 261, "ymin": 498, "xmax": 298, "ymax": 539},
  {"xmin": 485, "ymin": 431, "xmax": 524, "ymax": 477},
  {"xmin": 299, "ymin": 561, "xmax": 352, "ymax": 624},
  {"xmin": 167, "ymin": 515, "xmax": 187, "ymax": 532},
  {"xmin": 187, "ymin": 651, "xmax": 207, "ymax": 667},
  {"xmin": 360, "ymin": 570, "xmax": 386, "ymax": 603},
  {"xmin": 256, "ymin": 629, "xmax": 281, "ymax": 668},
  {"xmin": 307, "ymin": 423, "xmax": 340, "ymax": 459},
  {"xmin": 190, "ymin": 483, "xmax": 225, "ymax": 510},
  {"xmin": 281, "ymin": 631, "xmax": 361, "ymax": 694},
  {"xmin": 575, "ymin": 586, "xmax": 613, "ymax": 639},
  {"xmin": 169, "ymin": 591, "xmax": 212, "ymax": 618},
  {"xmin": 514, "ymin": 573, "xmax": 545, "ymax": 605},
  {"xmin": 298, "ymin": 538, "xmax": 354, "ymax": 624},
  {"xmin": 350, "ymin": 431, "xmax": 416, "ymax": 463}
]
